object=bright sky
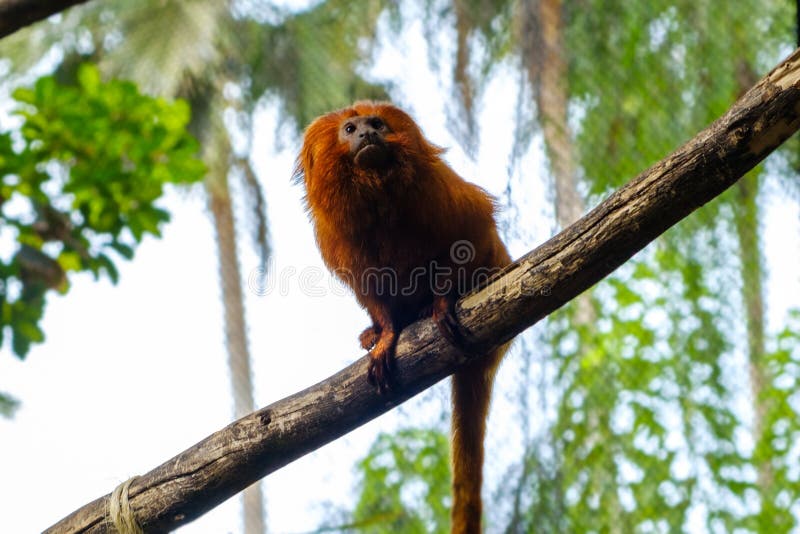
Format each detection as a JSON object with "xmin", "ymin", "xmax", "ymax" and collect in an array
[{"xmin": 1, "ymin": 8, "xmax": 799, "ymax": 534}]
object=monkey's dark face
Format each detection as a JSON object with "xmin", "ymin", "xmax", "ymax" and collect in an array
[{"xmin": 339, "ymin": 115, "xmax": 392, "ymax": 169}]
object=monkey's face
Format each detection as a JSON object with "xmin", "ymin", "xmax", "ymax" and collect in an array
[
  {"xmin": 295, "ymin": 102, "xmax": 443, "ymax": 189},
  {"xmin": 339, "ymin": 115, "xmax": 392, "ymax": 169}
]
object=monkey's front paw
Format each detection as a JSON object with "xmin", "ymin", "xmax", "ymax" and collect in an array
[
  {"xmin": 366, "ymin": 330, "xmax": 396, "ymax": 393},
  {"xmin": 359, "ymin": 325, "xmax": 380, "ymax": 350},
  {"xmin": 362, "ymin": 329, "xmax": 397, "ymax": 393},
  {"xmin": 433, "ymin": 295, "xmax": 474, "ymax": 355}
]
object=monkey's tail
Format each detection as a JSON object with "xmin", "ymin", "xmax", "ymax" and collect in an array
[{"xmin": 450, "ymin": 343, "xmax": 509, "ymax": 534}]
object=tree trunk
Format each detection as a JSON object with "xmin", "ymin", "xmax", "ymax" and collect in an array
[
  {"xmin": 208, "ymin": 178, "xmax": 266, "ymax": 534},
  {"xmin": 734, "ymin": 177, "xmax": 770, "ymax": 483},
  {"xmin": 534, "ymin": 0, "xmax": 583, "ymax": 228},
  {"xmin": 524, "ymin": 0, "xmax": 611, "ymax": 523},
  {"xmin": 734, "ymin": 61, "xmax": 772, "ymax": 492},
  {"xmin": 524, "ymin": 0, "xmax": 594, "ymax": 326}
]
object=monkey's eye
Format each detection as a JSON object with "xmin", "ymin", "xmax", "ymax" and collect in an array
[
  {"xmin": 368, "ymin": 118, "xmax": 384, "ymax": 130},
  {"xmin": 343, "ymin": 123, "xmax": 356, "ymax": 135}
]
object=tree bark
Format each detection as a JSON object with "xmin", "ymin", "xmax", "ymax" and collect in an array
[
  {"xmin": 0, "ymin": 0, "xmax": 90, "ymax": 38},
  {"xmin": 44, "ymin": 47, "xmax": 800, "ymax": 533}
]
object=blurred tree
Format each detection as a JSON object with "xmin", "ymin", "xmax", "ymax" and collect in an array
[
  {"xmin": 549, "ymin": 3, "xmax": 797, "ymax": 530},
  {"xmin": 338, "ymin": 0, "xmax": 800, "ymax": 532},
  {"xmin": 0, "ymin": 64, "xmax": 204, "ymax": 415},
  {"xmin": 0, "ymin": 1, "xmax": 392, "ymax": 531},
  {"xmin": 319, "ymin": 429, "xmax": 452, "ymax": 533}
]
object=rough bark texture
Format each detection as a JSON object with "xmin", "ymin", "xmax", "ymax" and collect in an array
[
  {"xmin": 45, "ymin": 48, "xmax": 800, "ymax": 533},
  {"xmin": 0, "ymin": 0, "xmax": 90, "ymax": 38}
]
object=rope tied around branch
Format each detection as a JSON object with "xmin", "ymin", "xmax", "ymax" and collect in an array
[{"xmin": 108, "ymin": 477, "xmax": 143, "ymax": 534}]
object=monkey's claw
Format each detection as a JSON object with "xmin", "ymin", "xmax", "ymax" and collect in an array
[
  {"xmin": 433, "ymin": 295, "xmax": 474, "ymax": 354},
  {"xmin": 367, "ymin": 350, "xmax": 392, "ymax": 393}
]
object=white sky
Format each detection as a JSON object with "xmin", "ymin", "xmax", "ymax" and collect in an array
[{"xmin": 1, "ymin": 9, "xmax": 799, "ymax": 534}]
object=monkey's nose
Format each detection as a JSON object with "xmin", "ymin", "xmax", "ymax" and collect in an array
[{"xmin": 359, "ymin": 129, "xmax": 380, "ymax": 144}]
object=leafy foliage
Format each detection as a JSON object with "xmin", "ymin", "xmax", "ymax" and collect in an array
[
  {"xmin": 335, "ymin": 1, "xmax": 800, "ymax": 533},
  {"xmin": 751, "ymin": 309, "xmax": 800, "ymax": 531},
  {"xmin": 248, "ymin": 0, "xmax": 392, "ymax": 131},
  {"xmin": 0, "ymin": 64, "xmax": 204, "ymax": 359},
  {"xmin": 562, "ymin": 0, "xmax": 792, "ymax": 190},
  {"xmin": 543, "ymin": 2, "xmax": 794, "ymax": 530},
  {"xmin": 548, "ymin": 233, "xmax": 750, "ymax": 531},
  {"xmin": 323, "ymin": 429, "xmax": 452, "ymax": 533}
]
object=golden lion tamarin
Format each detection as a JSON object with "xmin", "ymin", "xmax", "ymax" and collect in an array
[{"xmin": 295, "ymin": 101, "xmax": 511, "ymax": 533}]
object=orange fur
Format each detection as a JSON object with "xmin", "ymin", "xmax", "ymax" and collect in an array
[{"xmin": 295, "ymin": 101, "xmax": 511, "ymax": 533}]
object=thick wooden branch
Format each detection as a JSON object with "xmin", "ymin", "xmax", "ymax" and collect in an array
[
  {"xmin": 46, "ymin": 48, "xmax": 800, "ymax": 533},
  {"xmin": 0, "ymin": 0, "xmax": 91, "ymax": 39}
]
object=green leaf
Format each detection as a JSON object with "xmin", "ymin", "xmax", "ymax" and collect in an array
[
  {"xmin": 0, "ymin": 63, "xmax": 204, "ymax": 358},
  {"xmin": 77, "ymin": 64, "xmax": 101, "ymax": 94},
  {"xmin": 56, "ymin": 251, "xmax": 83, "ymax": 272},
  {"xmin": 110, "ymin": 242, "xmax": 135, "ymax": 260},
  {"xmin": 0, "ymin": 393, "xmax": 19, "ymax": 418}
]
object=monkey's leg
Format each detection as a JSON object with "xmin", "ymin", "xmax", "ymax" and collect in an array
[{"xmin": 450, "ymin": 345, "xmax": 506, "ymax": 534}]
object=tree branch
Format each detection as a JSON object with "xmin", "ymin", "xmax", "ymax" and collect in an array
[
  {"xmin": 0, "ymin": 0, "xmax": 91, "ymax": 39},
  {"xmin": 45, "ymin": 48, "xmax": 800, "ymax": 533}
]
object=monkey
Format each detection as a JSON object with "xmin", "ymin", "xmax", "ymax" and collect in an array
[{"xmin": 295, "ymin": 101, "xmax": 511, "ymax": 533}]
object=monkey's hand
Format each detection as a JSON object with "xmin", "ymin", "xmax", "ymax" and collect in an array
[
  {"xmin": 367, "ymin": 329, "xmax": 396, "ymax": 393},
  {"xmin": 359, "ymin": 324, "xmax": 380, "ymax": 350}
]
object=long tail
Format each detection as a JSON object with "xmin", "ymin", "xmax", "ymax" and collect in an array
[{"xmin": 450, "ymin": 343, "xmax": 508, "ymax": 534}]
